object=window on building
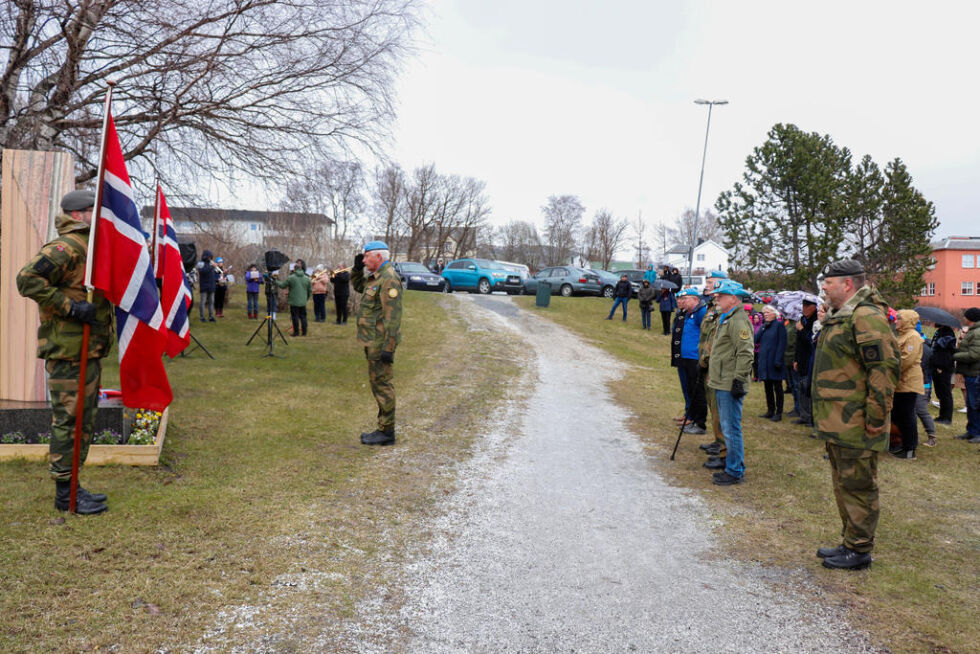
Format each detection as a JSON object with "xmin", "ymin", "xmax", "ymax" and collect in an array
[
  {"xmin": 928, "ymin": 282, "xmax": 935, "ymax": 296},
  {"xmin": 696, "ymin": 253, "xmax": 705, "ymax": 262},
  {"xmin": 962, "ymin": 281, "xmax": 974, "ymax": 296},
  {"xmin": 250, "ymin": 223, "xmax": 258, "ymax": 231},
  {"xmin": 962, "ymin": 254, "xmax": 975, "ymax": 268}
]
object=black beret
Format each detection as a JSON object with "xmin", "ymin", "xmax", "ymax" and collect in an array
[
  {"xmin": 823, "ymin": 259, "xmax": 864, "ymax": 278},
  {"xmin": 965, "ymin": 308, "xmax": 980, "ymax": 322},
  {"xmin": 61, "ymin": 190, "xmax": 96, "ymax": 212}
]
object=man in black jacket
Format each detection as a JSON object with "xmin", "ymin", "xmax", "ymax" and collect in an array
[
  {"xmin": 607, "ymin": 274, "xmax": 632, "ymax": 321},
  {"xmin": 793, "ymin": 299, "xmax": 817, "ymax": 425}
]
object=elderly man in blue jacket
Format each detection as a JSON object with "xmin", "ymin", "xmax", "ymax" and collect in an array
[{"xmin": 672, "ymin": 288, "xmax": 708, "ymax": 434}]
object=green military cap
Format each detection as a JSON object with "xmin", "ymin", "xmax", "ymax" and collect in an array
[
  {"xmin": 822, "ymin": 259, "xmax": 864, "ymax": 278},
  {"xmin": 61, "ymin": 190, "xmax": 96, "ymax": 212}
]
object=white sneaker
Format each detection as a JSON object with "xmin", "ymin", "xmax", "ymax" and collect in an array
[
  {"xmin": 958, "ymin": 407, "xmax": 968, "ymax": 413},
  {"xmin": 931, "ymin": 400, "xmax": 940, "ymax": 408}
]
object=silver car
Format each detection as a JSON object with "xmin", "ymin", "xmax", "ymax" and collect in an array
[{"xmin": 523, "ymin": 266, "xmax": 602, "ymax": 297}]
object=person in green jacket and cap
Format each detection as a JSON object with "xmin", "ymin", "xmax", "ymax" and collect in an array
[
  {"xmin": 277, "ymin": 259, "xmax": 312, "ymax": 336},
  {"xmin": 705, "ymin": 278, "xmax": 755, "ymax": 486}
]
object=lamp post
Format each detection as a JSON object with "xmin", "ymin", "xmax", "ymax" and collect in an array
[{"xmin": 686, "ymin": 99, "xmax": 728, "ymax": 279}]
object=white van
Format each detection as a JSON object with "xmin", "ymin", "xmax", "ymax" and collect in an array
[{"xmin": 681, "ymin": 275, "xmax": 706, "ymax": 293}]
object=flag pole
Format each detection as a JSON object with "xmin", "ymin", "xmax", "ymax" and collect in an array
[
  {"xmin": 158, "ymin": 185, "xmax": 167, "ymax": 286},
  {"xmin": 70, "ymin": 81, "xmax": 114, "ymax": 513},
  {"xmin": 152, "ymin": 182, "xmax": 161, "ymax": 278}
]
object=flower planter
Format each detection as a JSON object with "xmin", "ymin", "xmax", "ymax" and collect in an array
[{"xmin": 0, "ymin": 407, "xmax": 168, "ymax": 466}]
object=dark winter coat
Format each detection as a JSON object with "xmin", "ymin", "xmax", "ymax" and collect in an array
[
  {"xmin": 929, "ymin": 325, "xmax": 957, "ymax": 372},
  {"xmin": 755, "ymin": 319, "xmax": 787, "ymax": 381},
  {"xmin": 795, "ymin": 312, "xmax": 815, "ymax": 375},
  {"xmin": 614, "ymin": 280, "xmax": 632, "ymax": 298},
  {"xmin": 658, "ymin": 291, "xmax": 677, "ymax": 312}
]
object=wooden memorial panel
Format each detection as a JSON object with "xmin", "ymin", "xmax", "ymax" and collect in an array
[{"xmin": 1, "ymin": 149, "xmax": 77, "ymax": 401}]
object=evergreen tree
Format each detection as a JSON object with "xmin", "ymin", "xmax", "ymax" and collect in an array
[{"xmin": 715, "ymin": 124, "xmax": 851, "ymax": 290}]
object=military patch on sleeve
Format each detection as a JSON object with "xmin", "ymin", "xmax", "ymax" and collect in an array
[
  {"xmin": 32, "ymin": 256, "xmax": 56, "ymax": 276},
  {"xmin": 388, "ymin": 288, "xmax": 399, "ymax": 298},
  {"xmin": 739, "ymin": 328, "xmax": 751, "ymax": 340},
  {"xmin": 861, "ymin": 342, "xmax": 883, "ymax": 363}
]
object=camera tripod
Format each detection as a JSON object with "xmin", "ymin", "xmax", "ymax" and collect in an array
[{"xmin": 246, "ymin": 285, "xmax": 288, "ymax": 357}]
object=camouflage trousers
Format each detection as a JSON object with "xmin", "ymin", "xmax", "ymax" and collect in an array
[
  {"xmin": 705, "ymin": 378, "xmax": 724, "ymax": 445},
  {"xmin": 46, "ymin": 358, "xmax": 101, "ymax": 481},
  {"xmin": 826, "ymin": 442, "xmax": 879, "ymax": 553},
  {"xmin": 366, "ymin": 355, "xmax": 395, "ymax": 431}
]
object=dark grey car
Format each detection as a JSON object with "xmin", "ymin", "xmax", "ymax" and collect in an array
[{"xmin": 523, "ymin": 266, "xmax": 602, "ymax": 297}]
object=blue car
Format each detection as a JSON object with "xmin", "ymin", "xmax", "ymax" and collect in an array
[
  {"xmin": 441, "ymin": 258, "xmax": 524, "ymax": 294},
  {"xmin": 523, "ymin": 266, "xmax": 602, "ymax": 297}
]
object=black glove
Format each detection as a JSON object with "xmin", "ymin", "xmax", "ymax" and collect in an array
[
  {"xmin": 68, "ymin": 300, "xmax": 97, "ymax": 324},
  {"xmin": 731, "ymin": 379, "xmax": 747, "ymax": 399},
  {"xmin": 379, "ymin": 351, "xmax": 394, "ymax": 364},
  {"xmin": 353, "ymin": 253, "xmax": 365, "ymax": 272}
]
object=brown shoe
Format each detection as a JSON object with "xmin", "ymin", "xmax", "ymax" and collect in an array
[{"xmin": 924, "ymin": 436, "xmax": 937, "ymax": 447}]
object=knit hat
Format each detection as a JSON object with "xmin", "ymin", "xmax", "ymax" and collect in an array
[{"xmin": 965, "ymin": 307, "xmax": 980, "ymax": 322}]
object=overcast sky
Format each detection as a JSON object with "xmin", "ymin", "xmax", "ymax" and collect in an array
[{"xmin": 387, "ymin": 0, "xmax": 979, "ymax": 243}]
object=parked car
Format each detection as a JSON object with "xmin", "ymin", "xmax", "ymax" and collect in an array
[
  {"xmin": 495, "ymin": 261, "xmax": 531, "ymax": 285},
  {"xmin": 593, "ymin": 269, "xmax": 621, "ymax": 298},
  {"xmin": 523, "ymin": 266, "xmax": 602, "ymax": 297},
  {"xmin": 681, "ymin": 275, "xmax": 707, "ymax": 294},
  {"xmin": 393, "ymin": 261, "xmax": 447, "ymax": 292},
  {"xmin": 441, "ymin": 258, "xmax": 524, "ymax": 294}
]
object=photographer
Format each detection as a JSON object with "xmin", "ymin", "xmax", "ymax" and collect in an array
[{"xmin": 276, "ymin": 259, "xmax": 312, "ymax": 336}]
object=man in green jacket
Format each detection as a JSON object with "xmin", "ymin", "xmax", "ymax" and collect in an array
[
  {"xmin": 813, "ymin": 259, "xmax": 899, "ymax": 570},
  {"xmin": 16, "ymin": 190, "xmax": 114, "ymax": 515},
  {"xmin": 706, "ymin": 279, "xmax": 755, "ymax": 486},
  {"xmin": 351, "ymin": 241, "xmax": 403, "ymax": 446},
  {"xmin": 953, "ymin": 307, "xmax": 980, "ymax": 443},
  {"xmin": 277, "ymin": 259, "xmax": 312, "ymax": 336}
]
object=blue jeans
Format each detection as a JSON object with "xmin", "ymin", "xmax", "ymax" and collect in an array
[
  {"xmin": 965, "ymin": 375, "xmax": 980, "ymax": 436},
  {"xmin": 715, "ymin": 389, "xmax": 745, "ymax": 479},
  {"xmin": 608, "ymin": 297, "xmax": 629, "ymax": 320},
  {"xmin": 247, "ymin": 291, "xmax": 259, "ymax": 315},
  {"xmin": 641, "ymin": 306, "xmax": 652, "ymax": 329}
]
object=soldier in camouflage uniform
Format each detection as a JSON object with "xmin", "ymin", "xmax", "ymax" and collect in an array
[
  {"xmin": 15, "ymin": 190, "xmax": 114, "ymax": 515},
  {"xmin": 351, "ymin": 241, "xmax": 403, "ymax": 446},
  {"xmin": 813, "ymin": 260, "xmax": 899, "ymax": 570}
]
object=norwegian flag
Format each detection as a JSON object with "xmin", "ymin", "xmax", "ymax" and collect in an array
[
  {"xmin": 154, "ymin": 186, "xmax": 192, "ymax": 357},
  {"xmin": 91, "ymin": 115, "xmax": 172, "ymax": 411}
]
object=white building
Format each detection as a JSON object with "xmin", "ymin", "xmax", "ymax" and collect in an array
[
  {"xmin": 664, "ymin": 239, "xmax": 730, "ymax": 275},
  {"xmin": 139, "ymin": 206, "xmax": 333, "ymax": 245}
]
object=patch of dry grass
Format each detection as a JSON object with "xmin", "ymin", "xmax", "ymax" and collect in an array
[
  {"xmin": 517, "ymin": 295, "xmax": 979, "ymax": 654},
  {"xmin": 0, "ymin": 292, "xmax": 523, "ymax": 652}
]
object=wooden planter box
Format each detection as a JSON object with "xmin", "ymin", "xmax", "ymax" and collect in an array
[{"xmin": 0, "ymin": 407, "xmax": 168, "ymax": 466}]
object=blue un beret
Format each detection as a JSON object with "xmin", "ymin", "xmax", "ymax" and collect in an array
[
  {"xmin": 363, "ymin": 240, "xmax": 389, "ymax": 252},
  {"xmin": 709, "ymin": 270, "xmax": 728, "ymax": 279}
]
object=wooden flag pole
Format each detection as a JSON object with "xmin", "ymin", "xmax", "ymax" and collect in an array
[
  {"xmin": 70, "ymin": 81, "xmax": 114, "ymax": 514},
  {"xmin": 151, "ymin": 181, "xmax": 160, "ymax": 276}
]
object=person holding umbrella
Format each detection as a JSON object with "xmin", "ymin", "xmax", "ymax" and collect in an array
[{"xmin": 916, "ymin": 306, "xmax": 961, "ymax": 426}]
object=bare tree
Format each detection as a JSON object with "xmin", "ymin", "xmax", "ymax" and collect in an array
[
  {"xmin": 449, "ymin": 177, "xmax": 491, "ymax": 260},
  {"xmin": 371, "ymin": 164, "xmax": 406, "ymax": 255},
  {"xmin": 667, "ymin": 208, "xmax": 723, "ymax": 248},
  {"xmin": 541, "ymin": 195, "xmax": 584, "ymax": 266},
  {"xmin": 0, "ymin": 0, "xmax": 420, "ymax": 197},
  {"xmin": 280, "ymin": 160, "xmax": 365, "ymax": 242},
  {"xmin": 588, "ymin": 208, "xmax": 629, "ymax": 270},
  {"xmin": 653, "ymin": 220, "xmax": 671, "ymax": 262},
  {"xmin": 631, "ymin": 212, "xmax": 650, "ymax": 267},
  {"xmin": 492, "ymin": 221, "xmax": 543, "ymax": 269}
]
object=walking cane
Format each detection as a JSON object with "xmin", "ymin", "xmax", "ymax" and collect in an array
[{"xmin": 670, "ymin": 416, "xmax": 689, "ymax": 461}]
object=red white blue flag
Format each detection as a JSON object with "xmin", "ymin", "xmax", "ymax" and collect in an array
[
  {"xmin": 154, "ymin": 186, "xmax": 192, "ymax": 357},
  {"xmin": 91, "ymin": 115, "xmax": 172, "ymax": 411}
]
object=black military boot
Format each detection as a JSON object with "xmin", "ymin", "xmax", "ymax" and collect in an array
[
  {"xmin": 79, "ymin": 486, "xmax": 108, "ymax": 503},
  {"xmin": 702, "ymin": 456, "xmax": 725, "ymax": 470},
  {"xmin": 360, "ymin": 429, "xmax": 395, "ymax": 446},
  {"xmin": 703, "ymin": 441, "xmax": 724, "ymax": 457},
  {"xmin": 816, "ymin": 544, "xmax": 847, "ymax": 559},
  {"xmin": 770, "ymin": 413, "xmax": 782, "ymax": 422},
  {"xmin": 54, "ymin": 481, "xmax": 107, "ymax": 515},
  {"xmin": 821, "ymin": 547, "xmax": 872, "ymax": 570}
]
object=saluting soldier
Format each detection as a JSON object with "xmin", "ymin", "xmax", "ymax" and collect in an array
[
  {"xmin": 15, "ymin": 190, "xmax": 114, "ymax": 515},
  {"xmin": 813, "ymin": 259, "xmax": 899, "ymax": 570},
  {"xmin": 351, "ymin": 241, "xmax": 403, "ymax": 446}
]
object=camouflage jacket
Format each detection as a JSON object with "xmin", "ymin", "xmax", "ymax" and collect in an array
[
  {"xmin": 707, "ymin": 305, "xmax": 755, "ymax": 390},
  {"xmin": 697, "ymin": 302, "xmax": 720, "ymax": 368},
  {"xmin": 16, "ymin": 213, "xmax": 114, "ymax": 360},
  {"xmin": 812, "ymin": 286, "xmax": 899, "ymax": 451},
  {"xmin": 351, "ymin": 261, "xmax": 402, "ymax": 357}
]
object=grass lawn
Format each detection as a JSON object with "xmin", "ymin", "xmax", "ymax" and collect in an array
[
  {"xmin": 0, "ymin": 291, "xmax": 522, "ymax": 652},
  {"xmin": 516, "ymin": 295, "xmax": 979, "ymax": 654}
]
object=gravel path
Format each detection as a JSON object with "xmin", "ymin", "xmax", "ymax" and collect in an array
[{"xmin": 372, "ymin": 294, "xmax": 878, "ymax": 653}]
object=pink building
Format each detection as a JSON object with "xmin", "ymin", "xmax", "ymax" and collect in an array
[{"xmin": 916, "ymin": 237, "xmax": 980, "ymax": 313}]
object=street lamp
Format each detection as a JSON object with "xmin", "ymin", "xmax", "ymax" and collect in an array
[{"xmin": 686, "ymin": 98, "xmax": 728, "ymax": 280}]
